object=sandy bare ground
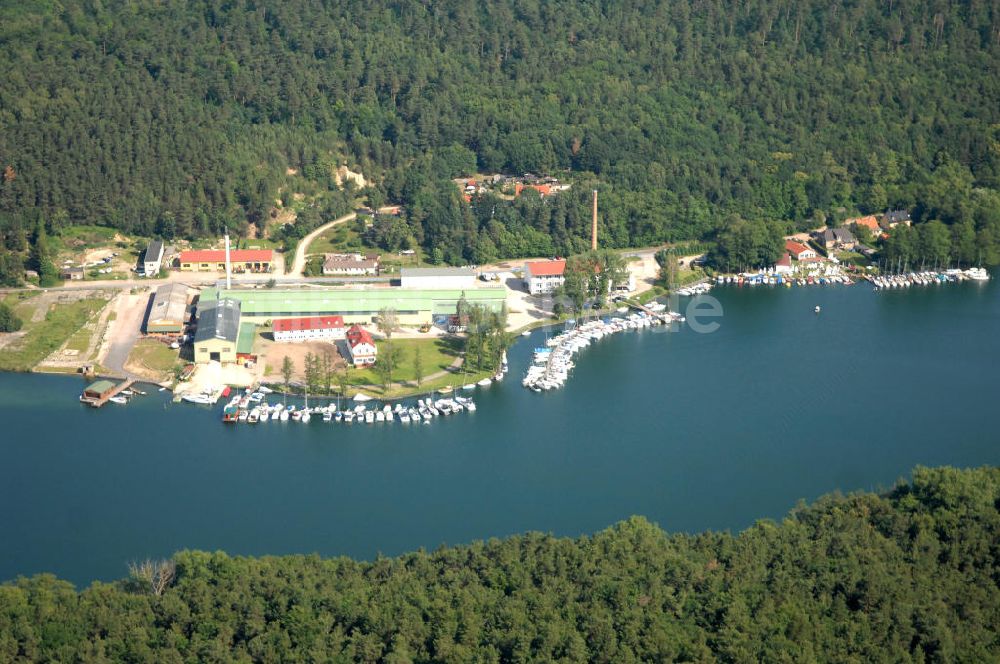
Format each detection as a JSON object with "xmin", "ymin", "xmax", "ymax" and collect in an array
[
  {"xmin": 176, "ymin": 361, "xmax": 260, "ymax": 395},
  {"xmin": 98, "ymin": 289, "xmax": 152, "ymax": 376},
  {"xmin": 257, "ymin": 334, "xmax": 348, "ymax": 383}
]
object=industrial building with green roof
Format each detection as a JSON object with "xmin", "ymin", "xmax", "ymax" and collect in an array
[{"xmin": 199, "ymin": 286, "xmax": 505, "ymax": 325}]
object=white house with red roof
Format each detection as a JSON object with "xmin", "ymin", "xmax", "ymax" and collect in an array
[
  {"xmin": 523, "ymin": 259, "xmax": 566, "ymax": 295},
  {"xmin": 273, "ymin": 316, "xmax": 345, "ymax": 342},
  {"xmin": 784, "ymin": 240, "xmax": 817, "ymax": 261},
  {"xmin": 345, "ymin": 325, "xmax": 377, "ymax": 366},
  {"xmin": 775, "ymin": 254, "xmax": 793, "ymax": 274}
]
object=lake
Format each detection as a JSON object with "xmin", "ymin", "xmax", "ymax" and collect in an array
[{"xmin": 1, "ymin": 279, "xmax": 998, "ymax": 586}]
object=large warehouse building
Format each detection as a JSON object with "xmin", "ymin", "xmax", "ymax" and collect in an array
[
  {"xmin": 399, "ymin": 267, "xmax": 477, "ymax": 289},
  {"xmin": 193, "ymin": 299, "xmax": 242, "ymax": 363},
  {"xmin": 199, "ymin": 285, "xmax": 505, "ymax": 326},
  {"xmin": 179, "ymin": 249, "xmax": 274, "ymax": 273},
  {"xmin": 145, "ymin": 283, "xmax": 190, "ymax": 333}
]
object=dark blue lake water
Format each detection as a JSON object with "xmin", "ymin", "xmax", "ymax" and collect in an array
[{"xmin": 1, "ymin": 279, "xmax": 998, "ymax": 586}]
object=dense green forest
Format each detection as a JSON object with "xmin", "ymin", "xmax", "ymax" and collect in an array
[
  {"xmin": 2, "ymin": 0, "xmax": 1000, "ymax": 270},
  {"xmin": 0, "ymin": 466, "xmax": 998, "ymax": 662}
]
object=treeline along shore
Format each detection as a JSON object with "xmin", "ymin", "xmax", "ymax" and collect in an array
[{"xmin": 1, "ymin": 466, "xmax": 997, "ymax": 662}]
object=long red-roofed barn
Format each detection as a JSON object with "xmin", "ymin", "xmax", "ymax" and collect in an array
[
  {"xmin": 272, "ymin": 316, "xmax": 345, "ymax": 342},
  {"xmin": 179, "ymin": 249, "xmax": 274, "ymax": 273}
]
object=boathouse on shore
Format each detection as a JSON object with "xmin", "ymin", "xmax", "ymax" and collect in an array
[{"xmin": 194, "ymin": 299, "xmax": 242, "ymax": 364}]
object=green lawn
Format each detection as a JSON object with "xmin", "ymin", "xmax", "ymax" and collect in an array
[
  {"xmin": 126, "ymin": 339, "xmax": 181, "ymax": 377},
  {"xmin": 348, "ymin": 337, "xmax": 463, "ymax": 386},
  {"xmin": 0, "ymin": 296, "xmax": 109, "ymax": 371}
]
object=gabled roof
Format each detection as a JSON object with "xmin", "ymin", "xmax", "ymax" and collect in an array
[
  {"xmin": 147, "ymin": 283, "xmax": 189, "ymax": 326},
  {"xmin": 146, "ymin": 239, "xmax": 164, "ymax": 260},
  {"xmin": 833, "ymin": 227, "xmax": 856, "ymax": 243},
  {"xmin": 180, "ymin": 249, "xmax": 273, "ymax": 263},
  {"xmin": 273, "ymin": 316, "xmax": 345, "ymax": 333},
  {"xmin": 847, "ymin": 215, "xmax": 879, "ymax": 232},
  {"xmin": 785, "ymin": 240, "xmax": 812, "ymax": 256},
  {"xmin": 776, "ymin": 254, "xmax": 792, "ymax": 267},
  {"xmin": 525, "ymin": 259, "xmax": 566, "ymax": 277},
  {"xmin": 194, "ymin": 299, "xmax": 241, "ymax": 344},
  {"xmin": 884, "ymin": 209, "xmax": 911, "ymax": 224},
  {"xmin": 346, "ymin": 324, "xmax": 375, "ymax": 349}
]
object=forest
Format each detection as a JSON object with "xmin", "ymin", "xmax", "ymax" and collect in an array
[
  {"xmin": 0, "ymin": 466, "xmax": 997, "ymax": 662},
  {"xmin": 2, "ymin": 0, "xmax": 1000, "ymax": 272}
]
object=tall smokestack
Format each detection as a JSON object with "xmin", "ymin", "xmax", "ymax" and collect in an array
[
  {"xmin": 591, "ymin": 190, "xmax": 598, "ymax": 251},
  {"xmin": 224, "ymin": 232, "xmax": 232, "ymax": 290}
]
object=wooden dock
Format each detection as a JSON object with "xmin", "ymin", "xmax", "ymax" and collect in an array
[{"xmin": 80, "ymin": 378, "xmax": 136, "ymax": 408}]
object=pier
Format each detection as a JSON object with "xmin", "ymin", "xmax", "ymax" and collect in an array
[{"xmin": 80, "ymin": 378, "xmax": 136, "ymax": 408}]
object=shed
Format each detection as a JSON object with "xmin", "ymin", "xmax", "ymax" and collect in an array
[{"xmin": 83, "ymin": 380, "xmax": 115, "ymax": 400}]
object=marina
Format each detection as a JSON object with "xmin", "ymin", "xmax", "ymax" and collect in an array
[
  {"xmin": 218, "ymin": 388, "xmax": 482, "ymax": 427},
  {"xmin": 523, "ymin": 311, "xmax": 677, "ymax": 392},
  {"xmin": 2, "ymin": 278, "xmax": 998, "ymax": 586}
]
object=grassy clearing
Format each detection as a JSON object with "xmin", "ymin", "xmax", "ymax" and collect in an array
[
  {"xmin": 64, "ymin": 325, "xmax": 94, "ymax": 353},
  {"xmin": 3, "ymin": 291, "xmax": 40, "ymax": 309},
  {"xmin": 126, "ymin": 339, "xmax": 181, "ymax": 377},
  {"xmin": 0, "ymin": 297, "xmax": 108, "ymax": 371},
  {"xmin": 347, "ymin": 337, "xmax": 462, "ymax": 386},
  {"xmin": 306, "ymin": 223, "xmax": 427, "ymax": 275}
]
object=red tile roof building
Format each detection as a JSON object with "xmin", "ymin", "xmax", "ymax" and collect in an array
[
  {"xmin": 179, "ymin": 249, "xmax": 274, "ymax": 273},
  {"xmin": 515, "ymin": 183, "xmax": 552, "ymax": 197},
  {"xmin": 345, "ymin": 325, "xmax": 377, "ymax": 365},
  {"xmin": 784, "ymin": 240, "xmax": 817, "ymax": 261},
  {"xmin": 272, "ymin": 316, "xmax": 345, "ymax": 342},
  {"xmin": 523, "ymin": 259, "xmax": 566, "ymax": 295}
]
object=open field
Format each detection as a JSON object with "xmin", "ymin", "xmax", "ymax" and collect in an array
[
  {"xmin": 348, "ymin": 337, "xmax": 463, "ymax": 385},
  {"xmin": 125, "ymin": 339, "xmax": 181, "ymax": 381},
  {"xmin": 0, "ymin": 291, "xmax": 111, "ymax": 371}
]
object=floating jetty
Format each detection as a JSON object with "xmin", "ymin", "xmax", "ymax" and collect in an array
[
  {"xmin": 523, "ymin": 312, "xmax": 677, "ymax": 392},
  {"xmin": 79, "ymin": 378, "xmax": 136, "ymax": 408}
]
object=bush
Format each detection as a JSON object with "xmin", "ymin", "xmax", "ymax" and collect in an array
[{"xmin": 0, "ymin": 302, "xmax": 23, "ymax": 332}]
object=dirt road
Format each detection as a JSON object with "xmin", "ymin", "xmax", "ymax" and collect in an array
[
  {"xmin": 99, "ymin": 289, "xmax": 151, "ymax": 377},
  {"xmin": 288, "ymin": 212, "xmax": 358, "ymax": 277}
]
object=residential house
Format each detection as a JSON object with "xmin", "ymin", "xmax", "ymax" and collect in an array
[
  {"xmin": 775, "ymin": 254, "xmax": 793, "ymax": 274},
  {"xmin": 784, "ymin": 240, "xmax": 817, "ymax": 261},
  {"xmin": 816, "ymin": 228, "xmax": 857, "ymax": 252},
  {"xmin": 322, "ymin": 253, "xmax": 380, "ymax": 276},
  {"xmin": 846, "ymin": 215, "xmax": 881, "ymax": 238},
  {"xmin": 273, "ymin": 316, "xmax": 345, "ymax": 342},
  {"xmin": 881, "ymin": 209, "xmax": 912, "ymax": 230},
  {"xmin": 523, "ymin": 259, "xmax": 566, "ymax": 295},
  {"xmin": 514, "ymin": 183, "xmax": 552, "ymax": 197},
  {"xmin": 345, "ymin": 324, "xmax": 377, "ymax": 366},
  {"xmin": 143, "ymin": 240, "xmax": 165, "ymax": 275}
]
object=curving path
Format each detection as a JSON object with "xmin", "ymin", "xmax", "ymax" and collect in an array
[{"xmin": 288, "ymin": 212, "xmax": 357, "ymax": 277}]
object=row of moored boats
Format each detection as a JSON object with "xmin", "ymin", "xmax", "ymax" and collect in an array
[
  {"xmin": 523, "ymin": 312, "xmax": 673, "ymax": 392},
  {"xmin": 222, "ymin": 392, "xmax": 478, "ymax": 424},
  {"xmin": 867, "ymin": 267, "xmax": 989, "ymax": 290},
  {"xmin": 716, "ymin": 273, "xmax": 854, "ymax": 287}
]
